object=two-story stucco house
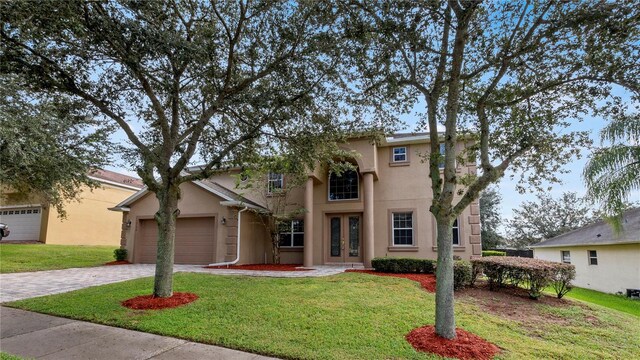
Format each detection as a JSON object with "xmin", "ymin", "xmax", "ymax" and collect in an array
[{"xmin": 110, "ymin": 133, "xmax": 482, "ymax": 267}]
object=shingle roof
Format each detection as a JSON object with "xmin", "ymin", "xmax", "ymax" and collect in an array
[
  {"xmin": 111, "ymin": 178, "xmax": 265, "ymax": 211},
  {"xmin": 89, "ymin": 169, "xmax": 144, "ymax": 189},
  {"xmin": 530, "ymin": 208, "xmax": 640, "ymax": 248},
  {"xmin": 196, "ymin": 179, "xmax": 264, "ymax": 209}
]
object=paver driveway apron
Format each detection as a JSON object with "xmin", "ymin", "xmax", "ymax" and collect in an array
[{"xmin": 0, "ymin": 264, "xmax": 352, "ymax": 302}]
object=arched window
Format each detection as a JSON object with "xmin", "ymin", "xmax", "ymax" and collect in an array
[{"xmin": 328, "ymin": 169, "xmax": 359, "ymax": 200}]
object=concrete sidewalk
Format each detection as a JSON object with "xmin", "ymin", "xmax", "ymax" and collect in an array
[{"xmin": 0, "ymin": 307, "xmax": 277, "ymax": 359}]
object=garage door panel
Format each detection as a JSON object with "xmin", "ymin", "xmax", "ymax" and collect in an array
[
  {"xmin": 0, "ymin": 207, "xmax": 42, "ymax": 241},
  {"xmin": 135, "ymin": 217, "xmax": 215, "ymax": 265}
]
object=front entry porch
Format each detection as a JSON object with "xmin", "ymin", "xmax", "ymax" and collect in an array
[{"xmin": 324, "ymin": 213, "xmax": 364, "ymax": 264}]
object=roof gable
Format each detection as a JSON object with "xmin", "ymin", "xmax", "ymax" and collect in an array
[{"xmin": 531, "ymin": 208, "xmax": 640, "ymax": 248}]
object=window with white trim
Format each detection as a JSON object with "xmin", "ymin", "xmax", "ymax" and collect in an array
[
  {"xmin": 268, "ymin": 173, "xmax": 284, "ymax": 193},
  {"xmin": 392, "ymin": 147, "xmax": 407, "ymax": 162},
  {"xmin": 278, "ymin": 220, "xmax": 304, "ymax": 247},
  {"xmin": 439, "ymin": 143, "xmax": 446, "ymax": 169},
  {"xmin": 328, "ymin": 170, "xmax": 359, "ymax": 200},
  {"xmin": 452, "ymin": 218, "xmax": 460, "ymax": 245},
  {"xmin": 561, "ymin": 251, "xmax": 571, "ymax": 264},
  {"xmin": 392, "ymin": 212, "xmax": 414, "ymax": 246},
  {"xmin": 588, "ymin": 250, "xmax": 598, "ymax": 265}
]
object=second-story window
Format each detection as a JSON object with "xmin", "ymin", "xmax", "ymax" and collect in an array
[
  {"xmin": 328, "ymin": 169, "xmax": 359, "ymax": 200},
  {"xmin": 268, "ymin": 173, "xmax": 284, "ymax": 193},
  {"xmin": 393, "ymin": 147, "xmax": 407, "ymax": 162},
  {"xmin": 452, "ymin": 218, "xmax": 460, "ymax": 245}
]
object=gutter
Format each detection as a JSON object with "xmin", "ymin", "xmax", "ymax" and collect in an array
[{"xmin": 207, "ymin": 206, "xmax": 249, "ymax": 267}]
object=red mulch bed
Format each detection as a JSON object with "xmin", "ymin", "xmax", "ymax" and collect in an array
[
  {"xmin": 406, "ymin": 325, "xmax": 500, "ymax": 360},
  {"xmin": 104, "ymin": 260, "xmax": 131, "ymax": 266},
  {"xmin": 203, "ymin": 264, "xmax": 310, "ymax": 271},
  {"xmin": 122, "ymin": 292, "xmax": 198, "ymax": 310},
  {"xmin": 345, "ymin": 270, "xmax": 436, "ymax": 292}
]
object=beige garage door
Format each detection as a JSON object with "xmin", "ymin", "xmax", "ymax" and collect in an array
[{"xmin": 135, "ymin": 217, "xmax": 216, "ymax": 265}]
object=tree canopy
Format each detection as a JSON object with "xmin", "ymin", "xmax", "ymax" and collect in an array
[
  {"xmin": 506, "ymin": 192, "xmax": 594, "ymax": 249},
  {"xmin": 479, "ymin": 187, "xmax": 503, "ymax": 250},
  {"xmin": 1, "ymin": 0, "xmax": 353, "ymax": 297},
  {"xmin": 340, "ymin": 0, "xmax": 640, "ymax": 338},
  {"xmin": 0, "ymin": 75, "xmax": 111, "ymax": 216}
]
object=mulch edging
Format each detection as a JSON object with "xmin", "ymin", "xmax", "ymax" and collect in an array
[
  {"xmin": 104, "ymin": 260, "xmax": 131, "ymax": 266},
  {"xmin": 345, "ymin": 270, "xmax": 436, "ymax": 292},
  {"xmin": 406, "ymin": 325, "xmax": 500, "ymax": 360},
  {"xmin": 203, "ymin": 264, "xmax": 311, "ymax": 271},
  {"xmin": 122, "ymin": 292, "xmax": 198, "ymax": 310}
]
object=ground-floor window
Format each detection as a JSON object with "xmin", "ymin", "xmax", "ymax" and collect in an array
[
  {"xmin": 392, "ymin": 212, "xmax": 414, "ymax": 246},
  {"xmin": 278, "ymin": 219, "xmax": 304, "ymax": 247},
  {"xmin": 588, "ymin": 250, "xmax": 598, "ymax": 265},
  {"xmin": 561, "ymin": 251, "xmax": 571, "ymax": 264}
]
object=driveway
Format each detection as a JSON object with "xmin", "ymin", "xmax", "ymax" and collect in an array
[{"xmin": 0, "ymin": 264, "xmax": 351, "ymax": 302}]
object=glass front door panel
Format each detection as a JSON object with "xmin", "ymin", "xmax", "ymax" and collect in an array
[
  {"xmin": 330, "ymin": 217, "xmax": 341, "ymax": 257},
  {"xmin": 348, "ymin": 216, "xmax": 359, "ymax": 257}
]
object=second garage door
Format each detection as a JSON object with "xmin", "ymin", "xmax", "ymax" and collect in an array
[{"xmin": 135, "ymin": 217, "xmax": 216, "ymax": 265}]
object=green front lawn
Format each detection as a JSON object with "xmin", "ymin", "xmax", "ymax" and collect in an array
[
  {"xmin": 557, "ymin": 287, "xmax": 640, "ymax": 317},
  {"xmin": 6, "ymin": 273, "xmax": 640, "ymax": 359},
  {"xmin": 0, "ymin": 244, "xmax": 116, "ymax": 273}
]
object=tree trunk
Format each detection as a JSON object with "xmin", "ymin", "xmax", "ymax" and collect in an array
[
  {"xmin": 435, "ymin": 217, "xmax": 456, "ymax": 339},
  {"xmin": 153, "ymin": 184, "xmax": 180, "ymax": 298},
  {"xmin": 272, "ymin": 234, "xmax": 281, "ymax": 264}
]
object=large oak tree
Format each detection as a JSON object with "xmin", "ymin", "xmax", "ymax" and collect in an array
[
  {"xmin": 341, "ymin": 0, "xmax": 639, "ymax": 338},
  {"xmin": 1, "ymin": 0, "xmax": 350, "ymax": 297}
]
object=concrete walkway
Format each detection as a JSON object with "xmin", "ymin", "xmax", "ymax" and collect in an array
[
  {"xmin": 0, "ymin": 307, "xmax": 277, "ymax": 359},
  {"xmin": 0, "ymin": 264, "xmax": 356, "ymax": 302}
]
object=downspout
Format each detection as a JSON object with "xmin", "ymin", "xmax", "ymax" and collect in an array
[{"xmin": 207, "ymin": 206, "xmax": 249, "ymax": 267}]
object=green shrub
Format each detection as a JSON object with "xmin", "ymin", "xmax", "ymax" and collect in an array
[
  {"xmin": 453, "ymin": 261, "xmax": 472, "ymax": 290},
  {"xmin": 113, "ymin": 248, "xmax": 128, "ymax": 261},
  {"xmin": 371, "ymin": 257, "xmax": 436, "ymax": 274},
  {"xmin": 552, "ymin": 266, "xmax": 576, "ymax": 299},
  {"xmin": 471, "ymin": 256, "xmax": 575, "ymax": 300},
  {"xmin": 482, "ymin": 250, "xmax": 506, "ymax": 257}
]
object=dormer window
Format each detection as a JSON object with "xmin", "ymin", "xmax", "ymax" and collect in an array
[
  {"xmin": 393, "ymin": 147, "xmax": 407, "ymax": 162},
  {"xmin": 328, "ymin": 169, "xmax": 359, "ymax": 200}
]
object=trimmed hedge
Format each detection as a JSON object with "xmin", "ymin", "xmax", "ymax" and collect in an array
[
  {"xmin": 371, "ymin": 258, "xmax": 435, "ymax": 274},
  {"xmin": 482, "ymin": 250, "xmax": 506, "ymax": 257},
  {"xmin": 471, "ymin": 256, "xmax": 575, "ymax": 299},
  {"xmin": 453, "ymin": 261, "xmax": 472, "ymax": 290},
  {"xmin": 371, "ymin": 258, "xmax": 473, "ymax": 290}
]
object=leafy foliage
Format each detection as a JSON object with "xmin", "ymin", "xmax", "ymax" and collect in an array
[
  {"xmin": 482, "ymin": 250, "xmax": 506, "ymax": 257},
  {"xmin": 506, "ymin": 192, "xmax": 594, "ymax": 249},
  {"xmin": 480, "ymin": 187, "xmax": 504, "ymax": 250},
  {"xmin": 339, "ymin": 0, "xmax": 640, "ymax": 337},
  {"xmin": 235, "ymin": 156, "xmax": 307, "ymax": 264},
  {"xmin": 371, "ymin": 257, "xmax": 436, "ymax": 274},
  {"xmin": 452, "ymin": 261, "xmax": 472, "ymax": 291},
  {"xmin": 472, "ymin": 256, "xmax": 575, "ymax": 300},
  {"xmin": 552, "ymin": 266, "xmax": 576, "ymax": 299},
  {"xmin": 113, "ymin": 249, "xmax": 128, "ymax": 262},
  {"xmin": 584, "ymin": 116, "xmax": 640, "ymax": 230},
  {"xmin": 0, "ymin": 76, "xmax": 111, "ymax": 217},
  {"xmin": 1, "ymin": 0, "xmax": 356, "ymax": 297}
]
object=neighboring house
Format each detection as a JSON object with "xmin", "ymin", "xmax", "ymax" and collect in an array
[
  {"xmin": 531, "ymin": 208, "xmax": 640, "ymax": 295},
  {"xmin": 110, "ymin": 133, "xmax": 482, "ymax": 267},
  {"xmin": 0, "ymin": 169, "xmax": 143, "ymax": 246}
]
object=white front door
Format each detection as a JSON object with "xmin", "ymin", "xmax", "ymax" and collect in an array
[{"xmin": 0, "ymin": 207, "xmax": 42, "ymax": 241}]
